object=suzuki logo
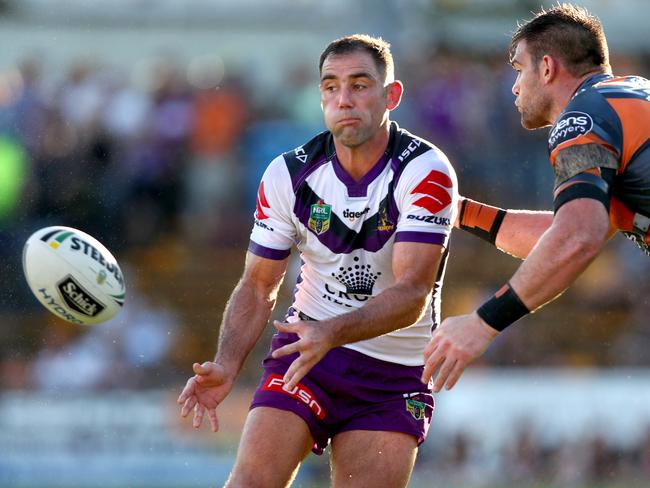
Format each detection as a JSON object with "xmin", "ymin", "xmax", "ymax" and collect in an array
[{"xmin": 410, "ymin": 170, "xmax": 453, "ymax": 214}]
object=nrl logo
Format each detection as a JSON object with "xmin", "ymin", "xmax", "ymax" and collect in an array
[
  {"xmin": 97, "ymin": 270, "xmax": 107, "ymax": 285},
  {"xmin": 309, "ymin": 200, "xmax": 332, "ymax": 235}
]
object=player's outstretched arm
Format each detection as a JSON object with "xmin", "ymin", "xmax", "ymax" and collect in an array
[
  {"xmin": 178, "ymin": 251, "xmax": 289, "ymax": 431},
  {"xmin": 273, "ymin": 241, "xmax": 444, "ymax": 391},
  {"xmin": 457, "ymin": 197, "xmax": 553, "ymax": 259},
  {"xmin": 424, "ymin": 197, "xmax": 610, "ymax": 392}
]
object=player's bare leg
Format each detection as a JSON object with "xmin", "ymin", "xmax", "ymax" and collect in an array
[
  {"xmin": 225, "ymin": 407, "xmax": 314, "ymax": 488},
  {"xmin": 330, "ymin": 430, "xmax": 417, "ymax": 488}
]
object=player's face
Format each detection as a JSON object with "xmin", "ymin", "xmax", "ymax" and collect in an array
[
  {"xmin": 511, "ymin": 40, "xmax": 553, "ymax": 129},
  {"xmin": 320, "ymin": 51, "xmax": 392, "ymax": 148}
]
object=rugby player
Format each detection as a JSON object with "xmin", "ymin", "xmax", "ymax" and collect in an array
[
  {"xmin": 422, "ymin": 3, "xmax": 650, "ymax": 393},
  {"xmin": 178, "ymin": 34, "xmax": 458, "ymax": 487}
]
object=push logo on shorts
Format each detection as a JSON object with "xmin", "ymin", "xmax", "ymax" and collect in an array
[{"xmin": 263, "ymin": 374, "xmax": 326, "ymax": 419}]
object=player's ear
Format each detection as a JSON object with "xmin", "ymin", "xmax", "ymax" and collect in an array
[
  {"xmin": 541, "ymin": 55, "xmax": 559, "ymax": 84},
  {"xmin": 386, "ymin": 80, "xmax": 403, "ymax": 111}
]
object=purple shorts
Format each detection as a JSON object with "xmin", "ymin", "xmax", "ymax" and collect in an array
[{"xmin": 250, "ymin": 332, "xmax": 434, "ymax": 455}]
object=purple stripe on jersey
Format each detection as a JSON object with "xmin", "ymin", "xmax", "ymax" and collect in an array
[
  {"xmin": 291, "ymin": 156, "xmax": 332, "ymax": 193},
  {"xmin": 317, "ymin": 225, "xmax": 394, "ymax": 254},
  {"xmin": 332, "ymin": 153, "xmax": 391, "ymax": 197},
  {"xmin": 395, "ymin": 231, "xmax": 447, "ymax": 246},
  {"xmin": 248, "ymin": 241, "xmax": 291, "ymax": 260},
  {"xmin": 293, "ymin": 199, "xmax": 396, "ymax": 253}
]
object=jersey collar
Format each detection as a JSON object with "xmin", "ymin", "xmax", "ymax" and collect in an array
[
  {"xmin": 329, "ymin": 122, "xmax": 397, "ymax": 198},
  {"xmin": 573, "ymin": 73, "xmax": 613, "ymax": 98}
]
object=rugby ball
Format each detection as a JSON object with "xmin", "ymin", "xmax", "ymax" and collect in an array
[{"xmin": 22, "ymin": 226, "xmax": 126, "ymax": 325}]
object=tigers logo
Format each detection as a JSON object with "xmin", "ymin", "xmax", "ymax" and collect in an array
[
  {"xmin": 255, "ymin": 181, "xmax": 270, "ymax": 220},
  {"xmin": 410, "ymin": 170, "xmax": 453, "ymax": 214}
]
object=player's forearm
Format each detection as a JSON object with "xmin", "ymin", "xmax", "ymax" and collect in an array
[
  {"xmin": 495, "ymin": 210, "xmax": 554, "ymax": 259},
  {"xmin": 214, "ymin": 280, "xmax": 278, "ymax": 377},
  {"xmin": 509, "ymin": 216, "xmax": 604, "ymax": 310},
  {"xmin": 325, "ymin": 281, "xmax": 432, "ymax": 347},
  {"xmin": 475, "ymin": 199, "xmax": 609, "ymax": 331},
  {"xmin": 457, "ymin": 197, "xmax": 552, "ymax": 259}
]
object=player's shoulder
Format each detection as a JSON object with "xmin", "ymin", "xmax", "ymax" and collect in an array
[
  {"xmin": 568, "ymin": 73, "xmax": 650, "ymax": 110},
  {"xmin": 279, "ymin": 129, "xmax": 332, "ymax": 176},
  {"xmin": 390, "ymin": 123, "xmax": 456, "ymax": 181},
  {"xmin": 592, "ymin": 74, "xmax": 650, "ymax": 92},
  {"xmin": 390, "ymin": 123, "xmax": 447, "ymax": 163},
  {"xmin": 261, "ymin": 129, "xmax": 332, "ymax": 187},
  {"xmin": 548, "ymin": 73, "xmax": 650, "ymax": 154},
  {"xmin": 548, "ymin": 74, "xmax": 621, "ymax": 151}
]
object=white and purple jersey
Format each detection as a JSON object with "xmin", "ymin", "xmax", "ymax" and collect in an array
[{"xmin": 248, "ymin": 122, "xmax": 458, "ymax": 365}]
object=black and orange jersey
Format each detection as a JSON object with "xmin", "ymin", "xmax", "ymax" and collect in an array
[{"xmin": 548, "ymin": 73, "xmax": 650, "ymax": 255}]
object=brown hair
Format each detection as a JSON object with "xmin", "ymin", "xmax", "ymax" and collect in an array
[
  {"xmin": 510, "ymin": 3, "xmax": 610, "ymax": 76},
  {"xmin": 319, "ymin": 34, "xmax": 394, "ymax": 82}
]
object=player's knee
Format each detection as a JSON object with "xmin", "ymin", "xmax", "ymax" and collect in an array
[
  {"xmin": 224, "ymin": 471, "xmax": 265, "ymax": 488},
  {"xmin": 225, "ymin": 463, "xmax": 297, "ymax": 488}
]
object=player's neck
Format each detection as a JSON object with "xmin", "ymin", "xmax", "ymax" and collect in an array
[
  {"xmin": 550, "ymin": 68, "xmax": 608, "ymax": 123},
  {"xmin": 334, "ymin": 126, "xmax": 390, "ymax": 182}
]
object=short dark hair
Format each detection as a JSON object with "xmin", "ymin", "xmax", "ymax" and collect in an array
[
  {"xmin": 319, "ymin": 34, "xmax": 394, "ymax": 83},
  {"xmin": 510, "ymin": 3, "xmax": 611, "ymax": 77}
]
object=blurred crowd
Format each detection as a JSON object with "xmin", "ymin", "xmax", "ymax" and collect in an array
[
  {"xmin": 0, "ymin": 44, "xmax": 650, "ymax": 386},
  {"xmin": 413, "ymin": 423, "xmax": 650, "ymax": 487},
  {"xmin": 1, "ymin": 44, "xmax": 650, "ymax": 486}
]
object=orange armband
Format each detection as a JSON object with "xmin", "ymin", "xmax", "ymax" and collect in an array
[{"xmin": 458, "ymin": 197, "xmax": 506, "ymax": 245}]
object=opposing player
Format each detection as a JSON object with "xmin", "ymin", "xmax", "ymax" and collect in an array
[
  {"xmin": 178, "ymin": 35, "xmax": 458, "ymax": 487},
  {"xmin": 423, "ymin": 3, "xmax": 650, "ymax": 393}
]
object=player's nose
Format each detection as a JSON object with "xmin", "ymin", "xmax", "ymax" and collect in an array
[
  {"xmin": 337, "ymin": 86, "xmax": 353, "ymax": 108},
  {"xmin": 511, "ymin": 81, "xmax": 519, "ymax": 97}
]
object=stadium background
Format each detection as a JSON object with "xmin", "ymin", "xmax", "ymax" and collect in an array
[{"xmin": 1, "ymin": 0, "xmax": 650, "ymax": 486}]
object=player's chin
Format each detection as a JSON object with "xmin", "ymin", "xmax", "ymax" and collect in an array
[
  {"xmin": 519, "ymin": 110, "xmax": 551, "ymax": 130},
  {"xmin": 520, "ymin": 115, "xmax": 543, "ymax": 130},
  {"xmin": 334, "ymin": 128, "xmax": 368, "ymax": 147}
]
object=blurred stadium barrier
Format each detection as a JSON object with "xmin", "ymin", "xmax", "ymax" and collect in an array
[{"xmin": 3, "ymin": 369, "xmax": 650, "ymax": 487}]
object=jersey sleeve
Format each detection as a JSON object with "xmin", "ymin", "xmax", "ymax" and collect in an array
[
  {"xmin": 248, "ymin": 156, "xmax": 296, "ymax": 260},
  {"xmin": 548, "ymin": 89, "xmax": 621, "ymax": 186},
  {"xmin": 548, "ymin": 90, "xmax": 623, "ymax": 213},
  {"xmin": 393, "ymin": 146, "xmax": 459, "ymax": 248}
]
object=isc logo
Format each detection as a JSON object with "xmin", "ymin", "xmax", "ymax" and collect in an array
[
  {"xmin": 398, "ymin": 139, "xmax": 422, "ymax": 162},
  {"xmin": 263, "ymin": 374, "xmax": 326, "ymax": 419}
]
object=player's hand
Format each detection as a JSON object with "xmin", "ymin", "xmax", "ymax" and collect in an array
[
  {"xmin": 271, "ymin": 320, "xmax": 333, "ymax": 391},
  {"xmin": 421, "ymin": 312, "xmax": 499, "ymax": 392},
  {"xmin": 177, "ymin": 361, "xmax": 235, "ymax": 432}
]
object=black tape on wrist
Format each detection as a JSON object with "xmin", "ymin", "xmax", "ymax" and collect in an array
[{"xmin": 476, "ymin": 283, "xmax": 530, "ymax": 331}]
